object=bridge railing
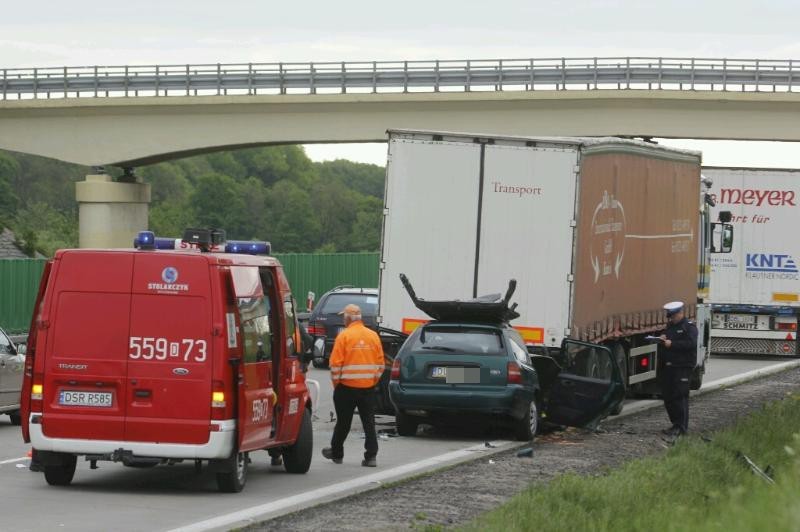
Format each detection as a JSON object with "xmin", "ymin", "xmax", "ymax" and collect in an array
[{"xmin": 1, "ymin": 57, "xmax": 798, "ymax": 100}]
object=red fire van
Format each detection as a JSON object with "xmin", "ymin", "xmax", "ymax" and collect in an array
[{"xmin": 22, "ymin": 230, "xmax": 313, "ymax": 492}]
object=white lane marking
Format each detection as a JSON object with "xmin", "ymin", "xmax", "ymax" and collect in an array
[
  {"xmin": 167, "ymin": 440, "xmax": 515, "ymax": 532},
  {"xmin": 618, "ymin": 358, "xmax": 800, "ymax": 418},
  {"xmin": 0, "ymin": 457, "xmax": 29, "ymax": 465}
]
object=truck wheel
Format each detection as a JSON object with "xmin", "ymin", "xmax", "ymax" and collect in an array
[
  {"xmin": 514, "ymin": 401, "xmax": 538, "ymax": 441},
  {"xmin": 44, "ymin": 453, "xmax": 77, "ymax": 486},
  {"xmin": 690, "ymin": 367, "xmax": 704, "ymax": 391},
  {"xmin": 8, "ymin": 411, "xmax": 21, "ymax": 426},
  {"xmin": 216, "ymin": 451, "xmax": 249, "ymax": 493},
  {"xmin": 395, "ymin": 411, "xmax": 419, "ymax": 437},
  {"xmin": 283, "ymin": 408, "xmax": 313, "ymax": 474}
]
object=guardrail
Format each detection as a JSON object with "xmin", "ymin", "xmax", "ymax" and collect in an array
[{"xmin": 1, "ymin": 57, "xmax": 798, "ymax": 100}]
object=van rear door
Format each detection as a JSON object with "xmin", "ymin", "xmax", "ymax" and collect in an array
[
  {"xmin": 125, "ymin": 254, "xmax": 214, "ymax": 445},
  {"xmin": 42, "ymin": 252, "xmax": 133, "ymax": 442}
]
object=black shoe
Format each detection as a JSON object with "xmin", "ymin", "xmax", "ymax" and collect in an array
[
  {"xmin": 362, "ymin": 457, "xmax": 377, "ymax": 467},
  {"xmin": 322, "ymin": 447, "xmax": 342, "ymax": 464},
  {"xmin": 270, "ymin": 455, "xmax": 283, "ymax": 466}
]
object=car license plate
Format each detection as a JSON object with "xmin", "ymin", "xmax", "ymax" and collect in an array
[
  {"xmin": 59, "ymin": 390, "xmax": 113, "ymax": 408},
  {"xmin": 431, "ymin": 366, "xmax": 447, "ymax": 378}
]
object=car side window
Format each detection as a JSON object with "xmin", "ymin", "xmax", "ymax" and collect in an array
[
  {"xmin": 232, "ymin": 266, "xmax": 273, "ymax": 364},
  {"xmin": 508, "ymin": 332, "xmax": 530, "ymax": 365},
  {"xmin": 0, "ymin": 331, "xmax": 12, "ymax": 355}
]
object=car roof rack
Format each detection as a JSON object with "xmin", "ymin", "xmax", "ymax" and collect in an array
[
  {"xmin": 331, "ymin": 285, "xmax": 355, "ymax": 291},
  {"xmin": 399, "ymin": 273, "xmax": 520, "ymax": 324}
]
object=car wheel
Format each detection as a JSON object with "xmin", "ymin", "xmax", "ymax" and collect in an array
[
  {"xmin": 8, "ymin": 411, "xmax": 21, "ymax": 426},
  {"xmin": 216, "ymin": 450, "xmax": 249, "ymax": 493},
  {"xmin": 283, "ymin": 408, "xmax": 313, "ymax": 474},
  {"xmin": 395, "ymin": 411, "xmax": 419, "ymax": 437},
  {"xmin": 514, "ymin": 401, "xmax": 538, "ymax": 441},
  {"xmin": 44, "ymin": 453, "xmax": 77, "ymax": 486}
]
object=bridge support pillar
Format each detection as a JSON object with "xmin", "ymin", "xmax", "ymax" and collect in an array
[{"xmin": 75, "ymin": 173, "xmax": 151, "ymax": 248}]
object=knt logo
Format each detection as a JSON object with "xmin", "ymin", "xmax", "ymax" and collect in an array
[{"xmin": 746, "ymin": 254, "xmax": 799, "ymax": 273}]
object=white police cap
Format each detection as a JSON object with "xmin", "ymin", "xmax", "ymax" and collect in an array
[{"xmin": 663, "ymin": 301, "xmax": 684, "ymax": 316}]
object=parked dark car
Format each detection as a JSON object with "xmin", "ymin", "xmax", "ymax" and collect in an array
[
  {"xmin": 389, "ymin": 321, "xmax": 625, "ymax": 440},
  {"xmin": 306, "ymin": 286, "xmax": 379, "ymax": 368}
]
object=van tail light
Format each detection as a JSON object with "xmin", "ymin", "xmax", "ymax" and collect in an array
[
  {"xmin": 775, "ymin": 322, "xmax": 798, "ymax": 331},
  {"xmin": 211, "ymin": 380, "xmax": 227, "ymax": 420},
  {"xmin": 31, "ymin": 376, "xmax": 44, "ymax": 412},
  {"xmin": 390, "ymin": 358, "xmax": 401, "ymax": 381},
  {"xmin": 307, "ymin": 324, "xmax": 325, "ymax": 337},
  {"xmin": 507, "ymin": 362, "xmax": 523, "ymax": 385}
]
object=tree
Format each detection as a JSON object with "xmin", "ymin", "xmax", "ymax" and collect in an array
[
  {"xmin": 190, "ymin": 173, "xmax": 246, "ymax": 236},
  {"xmin": 265, "ymin": 181, "xmax": 321, "ymax": 252}
]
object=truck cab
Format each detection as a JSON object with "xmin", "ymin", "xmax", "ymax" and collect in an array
[{"xmin": 22, "ymin": 229, "xmax": 313, "ymax": 492}]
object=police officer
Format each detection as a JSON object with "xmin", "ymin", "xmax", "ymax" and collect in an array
[
  {"xmin": 322, "ymin": 304, "xmax": 385, "ymax": 467},
  {"xmin": 657, "ymin": 301, "xmax": 698, "ymax": 437}
]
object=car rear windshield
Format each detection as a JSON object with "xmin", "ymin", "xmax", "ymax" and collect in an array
[
  {"xmin": 408, "ymin": 326, "xmax": 504, "ymax": 356},
  {"xmin": 319, "ymin": 293, "xmax": 378, "ymax": 316}
]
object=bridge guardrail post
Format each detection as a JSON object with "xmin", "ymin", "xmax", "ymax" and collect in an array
[
  {"xmin": 372, "ymin": 61, "xmax": 377, "ymax": 93},
  {"xmin": 790, "ymin": 60, "xmax": 794, "ymax": 92},
  {"xmin": 2, "ymin": 68, "xmax": 6, "ymax": 100},
  {"xmin": 529, "ymin": 58, "xmax": 534, "ymax": 90},
  {"xmin": 341, "ymin": 62, "xmax": 346, "ymax": 94},
  {"xmin": 279, "ymin": 62, "xmax": 285, "ymax": 95},
  {"xmin": 561, "ymin": 57, "xmax": 566, "ymax": 90},
  {"xmin": 403, "ymin": 61, "xmax": 408, "ymax": 93},
  {"xmin": 755, "ymin": 59, "xmax": 760, "ymax": 91},
  {"xmin": 248, "ymin": 63, "xmax": 253, "ymax": 95}
]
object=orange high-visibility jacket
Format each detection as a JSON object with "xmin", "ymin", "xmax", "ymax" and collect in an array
[{"xmin": 329, "ymin": 321, "xmax": 385, "ymax": 388}]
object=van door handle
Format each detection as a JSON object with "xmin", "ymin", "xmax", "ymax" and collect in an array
[{"xmin": 134, "ymin": 389, "xmax": 151, "ymax": 398}]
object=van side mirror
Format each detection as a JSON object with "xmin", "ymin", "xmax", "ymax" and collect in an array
[
  {"xmin": 16, "ymin": 344, "xmax": 27, "ymax": 356},
  {"xmin": 710, "ymin": 223, "xmax": 734, "ymax": 254}
]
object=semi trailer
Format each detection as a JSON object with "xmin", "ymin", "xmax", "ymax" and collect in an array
[
  {"xmin": 705, "ymin": 167, "xmax": 800, "ymax": 356},
  {"xmin": 378, "ymin": 130, "xmax": 733, "ymax": 393}
]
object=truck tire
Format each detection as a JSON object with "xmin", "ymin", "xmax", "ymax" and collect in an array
[
  {"xmin": 283, "ymin": 408, "xmax": 313, "ymax": 474},
  {"xmin": 44, "ymin": 453, "xmax": 77, "ymax": 486},
  {"xmin": 216, "ymin": 450, "xmax": 249, "ymax": 493},
  {"xmin": 690, "ymin": 367, "xmax": 704, "ymax": 391},
  {"xmin": 513, "ymin": 401, "xmax": 538, "ymax": 442},
  {"xmin": 395, "ymin": 411, "xmax": 419, "ymax": 437},
  {"xmin": 8, "ymin": 411, "xmax": 21, "ymax": 426}
]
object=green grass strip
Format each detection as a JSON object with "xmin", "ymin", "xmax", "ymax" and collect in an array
[{"xmin": 464, "ymin": 394, "xmax": 800, "ymax": 532}]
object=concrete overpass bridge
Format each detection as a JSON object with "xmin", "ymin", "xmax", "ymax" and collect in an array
[{"xmin": 2, "ymin": 56, "xmax": 800, "ymax": 247}]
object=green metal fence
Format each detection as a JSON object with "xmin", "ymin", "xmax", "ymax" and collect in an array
[
  {"xmin": 0, "ymin": 259, "xmax": 47, "ymax": 334},
  {"xmin": 0, "ymin": 253, "xmax": 380, "ymax": 332},
  {"xmin": 274, "ymin": 252, "xmax": 380, "ymax": 311}
]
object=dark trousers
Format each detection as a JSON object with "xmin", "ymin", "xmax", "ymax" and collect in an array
[
  {"xmin": 331, "ymin": 384, "xmax": 378, "ymax": 460},
  {"xmin": 659, "ymin": 365, "xmax": 691, "ymax": 433}
]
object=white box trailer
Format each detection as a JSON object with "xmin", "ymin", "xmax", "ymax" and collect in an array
[
  {"xmin": 379, "ymin": 130, "xmax": 728, "ymax": 391},
  {"xmin": 705, "ymin": 167, "xmax": 800, "ymax": 356}
]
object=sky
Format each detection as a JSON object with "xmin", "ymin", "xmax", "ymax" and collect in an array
[{"xmin": 2, "ymin": 0, "xmax": 799, "ymax": 168}]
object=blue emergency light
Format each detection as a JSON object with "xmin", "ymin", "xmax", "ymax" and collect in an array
[
  {"xmin": 225, "ymin": 241, "xmax": 272, "ymax": 255},
  {"xmin": 133, "ymin": 230, "xmax": 271, "ymax": 255}
]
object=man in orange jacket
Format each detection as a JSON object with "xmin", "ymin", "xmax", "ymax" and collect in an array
[{"xmin": 322, "ymin": 304, "xmax": 385, "ymax": 467}]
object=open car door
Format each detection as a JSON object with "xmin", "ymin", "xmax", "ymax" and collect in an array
[{"xmin": 540, "ymin": 340, "xmax": 625, "ymax": 428}]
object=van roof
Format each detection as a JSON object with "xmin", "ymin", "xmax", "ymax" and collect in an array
[{"xmin": 54, "ymin": 248, "xmax": 281, "ymax": 267}]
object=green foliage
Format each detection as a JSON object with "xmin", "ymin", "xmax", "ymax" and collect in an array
[
  {"xmin": 0, "ymin": 146, "xmax": 385, "ymax": 256},
  {"xmin": 465, "ymin": 395, "xmax": 800, "ymax": 532}
]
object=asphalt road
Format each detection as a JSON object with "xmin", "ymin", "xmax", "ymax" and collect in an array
[{"xmin": 0, "ymin": 354, "xmax": 795, "ymax": 532}]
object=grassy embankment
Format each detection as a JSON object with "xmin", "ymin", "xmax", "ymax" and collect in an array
[{"xmin": 466, "ymin": 394, "xmax": 800, "ymax": 532}]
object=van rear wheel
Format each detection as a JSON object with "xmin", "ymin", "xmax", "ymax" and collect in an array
[
  {"xmin": 8, "ymin": 411, "xmax": 21, "ymax": 426},
  {"xmin": 44, "ymin": 453, "xmax": 77, "ymax": 486},
  {"xmin": 216, "ymin": 451, "xmax": 248, "ymax": 493},
  {"xmin": 283, "ymin": 408, "xmax": 313, "ymax": 474}
]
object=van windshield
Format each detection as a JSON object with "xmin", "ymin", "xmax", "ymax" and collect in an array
[{"xmin": 408, "ymin": 326, "xmax": 503, "ymax": 356}]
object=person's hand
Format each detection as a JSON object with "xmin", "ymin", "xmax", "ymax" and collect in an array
[
  {"xmin": 659, "ymin": 335, "xmax": 667, "ymax": 343},
  {"xmin": 664, "ymin": 339, "xmax": 672, "ymax": 348}
]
